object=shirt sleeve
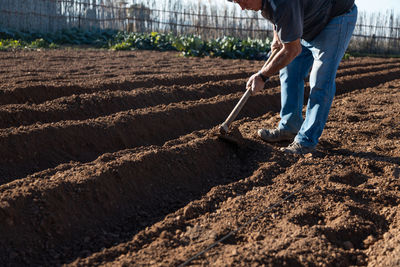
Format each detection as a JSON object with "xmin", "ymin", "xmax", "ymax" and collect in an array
[{"xmin": 273, "ymin": 0, "xmax": 303, "ymax": 43}]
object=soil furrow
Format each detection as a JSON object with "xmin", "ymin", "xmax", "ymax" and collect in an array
[
  {"xmin": 69, "ymin": 150, "xmax": 397, "ymax": 267},
  {"xmin": 1, "ymin": 66, "xmax": 398, "ymax": 130},
  {"xmin": 336, "ymin": 62, "xmax": 400, "ymax": 78},
  {"xmin": 1, "ymin": 67, "xmax": 399, "ymax": 183},
  {"xmin": 0, "ymin": 92, "xmax": 281, "ymax": 183},
  {"xmin": 0, "ymin": 72, "xmax": 254, "ymax": 105},
  {"xmin": 1, "ymin": 57, "xmax": 396, "ymax": 106},
  {"xmin": 69, "ymin": 152, "xmax": 291, "ymax": 266},
  {"xmin": 0, "ymin": 129, "xmax": 282, "ymax": 266},
  {"xmin": 335, "ymin": 68, "xmax": 400, "ymax": 94},
  {"xmin": 337, "ymin": 58, "xmax": 400, "ymax": 71},
  {"xmin": 0, "ymin": 78, "xmax": 252, "ymax": 129}
]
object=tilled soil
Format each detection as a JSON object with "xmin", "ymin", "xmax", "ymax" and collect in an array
[{"xmin": 0, "ymin": 49, "xmax": 399, "ymax": 266}]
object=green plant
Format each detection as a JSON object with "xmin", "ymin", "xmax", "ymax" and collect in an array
[
  {"xmin": 111, "ymin": 41, "xmax": 133, "ymax": 51},
  {"xmin": 342, "ymin": 53, "xmax": 351, "ymax": 60},
  {"xmin": 173, "ymin": 35, "xmax": 206, "ymax": 57},
  {"xmin": 49, "ymin": 43, "xmax": 59, "ymax": 49},
  {"xmin": 29, "ymin": 38, "xmax": 49, "ymax": 49},
  {"xmin": 0, "ymin": 28, "xmax": 273, "ymax": 60},
  {"xmin": 0, "ymin": 39, "xmax": 23, "ymax": 50},
  {"xmin": 109, "ymin": 32, "xmax": 272, "ymax": 60}
]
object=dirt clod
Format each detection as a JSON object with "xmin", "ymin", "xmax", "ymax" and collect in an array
[{"xmin": 343, "ymin": 241, "xmax": 355, "ymax": 250}]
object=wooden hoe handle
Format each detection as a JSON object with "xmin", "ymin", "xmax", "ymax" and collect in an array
[{"xmin": 219, "ymin": 49, "xmax": 279, "ymax": 135}]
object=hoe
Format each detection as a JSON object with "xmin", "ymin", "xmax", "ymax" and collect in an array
[{"xmin": 218, "ymin": 49, "xmax": 278, "ymax": 144}]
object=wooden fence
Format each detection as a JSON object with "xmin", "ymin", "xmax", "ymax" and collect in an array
[
  {"xmin": 0, "ymin": 0, "xmax": 130, "ymax": 33},
  {"xmin": 0, "ymin": 0, "xmax": 399, "ymax": 54}
]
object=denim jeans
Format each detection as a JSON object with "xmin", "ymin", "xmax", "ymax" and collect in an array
[{"xmin": 278, "ymin": 5, "xmax": 358, "ymax": 148}]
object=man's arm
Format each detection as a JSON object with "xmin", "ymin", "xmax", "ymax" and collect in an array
[
  {"xmin": 260, "ymin": 36, "xmax": 301, "ymax": 77},
  {"xmin": 247, "ymin": 31, "xmax": 302, "ymax": 95}
]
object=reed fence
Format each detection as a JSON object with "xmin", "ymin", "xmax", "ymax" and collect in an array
[{"xmin": 0, "ymin": 0, "xmax": 399, "ymax": 54}]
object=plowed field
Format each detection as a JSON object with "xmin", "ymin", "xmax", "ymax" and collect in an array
[{"xmin": 0, "ymin": 50, "xmax": 399, "ymax": 266}]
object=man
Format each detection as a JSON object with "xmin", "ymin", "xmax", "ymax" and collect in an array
[{"xmin": 228, "ymin": 0, "xmax": 357, "ymax": 154}]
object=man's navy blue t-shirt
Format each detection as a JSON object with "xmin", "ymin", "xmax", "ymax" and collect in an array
[{"xmin": 261, "ymin": 0, "xmax": 354, "ymax": 42}]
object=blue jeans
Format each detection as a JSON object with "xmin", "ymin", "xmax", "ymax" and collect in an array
[{"xmin": 278, "ymin": 5, "xmax": 358, "ymax": 147}]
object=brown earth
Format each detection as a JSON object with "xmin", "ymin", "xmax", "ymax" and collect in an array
[{"xmin": 0, "ymin": 49, "xmax": 399, "ymax": 266}]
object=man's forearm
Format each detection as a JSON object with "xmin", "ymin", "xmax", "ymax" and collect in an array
[
  {"xmin": 272, "ymin": 30, "xmax": 280, "ymax": 45},
  {"xmin": 259, "ymin": 38, "xmax": 301, "ymax": 78},
  {"xmin": 260, "ymin": 48, "xmax": 296, "ymax": 75}
]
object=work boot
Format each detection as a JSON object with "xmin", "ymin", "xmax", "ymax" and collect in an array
[
  {"xmin": 257, "ymin": 128, "xmax": 296, "ymax": 143},
  {"xmin": 281, "ymin": 141, "xmax": 315, "ymax": 155}
]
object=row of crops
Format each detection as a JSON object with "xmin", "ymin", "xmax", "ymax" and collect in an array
[{"xmin": 0, "ymin": 28, "xmax": 271, "ymax": 60}]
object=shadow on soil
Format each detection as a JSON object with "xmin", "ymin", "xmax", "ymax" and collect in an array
[{"xmin": 328, "ymin": 148, "xmax": 400, "ymax": 165}]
